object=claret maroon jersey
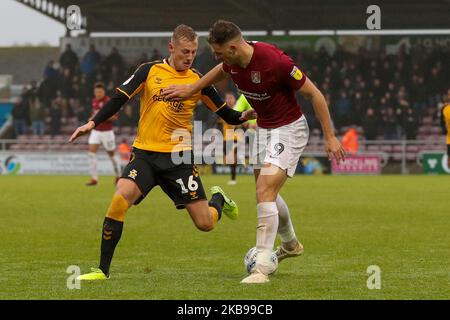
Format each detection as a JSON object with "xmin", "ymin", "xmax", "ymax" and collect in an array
[
  {"xmin": 222, "ymin": 41, "xmax": 307, "ymax": 128},
  {"xmin": 92, "ymin": 95, "xmax": 112, "ymax": 131}
]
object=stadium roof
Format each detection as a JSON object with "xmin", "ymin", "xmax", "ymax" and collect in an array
[{"xmin": 15, "ymin": 0, "xmax": 450, "ymax": 33}]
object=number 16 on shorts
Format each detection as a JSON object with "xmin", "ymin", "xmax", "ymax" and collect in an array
[{"xmin": 176, "ymin": 175, "xmax": 198, "ymax": 194}]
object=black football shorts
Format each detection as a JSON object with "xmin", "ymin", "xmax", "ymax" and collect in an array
[{"xmin": 121, "ymin": 148, "xmax": 206, "ymax": 209}]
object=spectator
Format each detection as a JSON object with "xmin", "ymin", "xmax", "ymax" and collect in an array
[
  {"xmin": 404, "ymin": 107, "xmax": 418, "ymax": 140},
  {"xmin": 29, "ymin": 95, "xmax": 46, "ymax": 136},
  {"xmin": 49, "ymin": 100, "xmax": 62, "ymax": 136},
  {"xmin": 105, "ymin": 47, "xmax": 124, "ymax": 71},
  {"xmin": 371, "ymin": 78, "xmax": 383, "ymax": 98},
  {"xmin": 60, "ymin": 68, "xmax": 74, "ymax": 99},
  {"xmin": 38, "ymin": 74, "xmax": 56, "ymax": 108},
  {"xmin": 119, "ymin": 104, "xmax": 136, "ymax": 128},
  {"xmin": 362, "ymin": 108, "xmax": 378, "ymax": 140},
  {"xmin": 109, "ymin": 65, "xmax": 122, "ymax": 85},
  {"xmin": 150, "ymin": 48, "xmax": 162, "ymax": 61},
  {"xmin": 43, "ymin": 60, "xmax": 59, "ymax": 87},
  {"xmin": 69, "ymin": 98, "xmax": 88, "ymax": 125},
  {"xmin": 78, "ymin": 75, "xmax": 91, "ymax": 105},
  {"xmin": 59, "ymin": 44, "xmax": 79, "ymax": 73},
  {"xmin": 382, "ymin": 108, "xmax": 398, "ymax": 140},
  {"xmin": 334, "ymin": 91, "xmax": 352, "ymax": 128},
  {"xmin": 351, "ymin": 91, "xmax": 365, "ymax": 125},
  {"xmin": 137, "ymin": 52, "xmax": 149, "ymax": 66},
  {"xmin": 410, "ymin": 75, "xmax": 427, "ymax": 115},
  {"xmin": 12, "ymin": 96, "xmax": 28, "ymax": 137},
  {"xmin": 81, "ymin": 44, "xmax": 101, "ymax": 77}
]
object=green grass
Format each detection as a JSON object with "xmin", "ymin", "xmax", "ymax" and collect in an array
[{"xmin": 0, "ymin": 175, "xmax": 449, "ymax": 299}]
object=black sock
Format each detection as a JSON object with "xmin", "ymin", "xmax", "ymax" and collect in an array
[
  {"xmin": 230, "ymin": 164, "xmax": 237, "ymax": 181},
  {"xmin": 208, "ymin": 193, "xmax": 225, "ymax": 220},
  {"xmin": 99, "ymin": 217, "xmax": 123, "ymax": 276}
]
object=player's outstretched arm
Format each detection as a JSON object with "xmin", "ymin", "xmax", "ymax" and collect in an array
[
  {"xmin": 162, "ymin": 63, "xmax": 228, "ymax": 100},
  {"xmin": 68, "ymin": 92, "xmax": 128, "ymax": 143},
  {"xmin": 299, "ymin": 78, "xmax": 346, "ymax": 164},
  {"xmin": 69, "ymin": 121, "xmax": 95, "ymax": 142}
]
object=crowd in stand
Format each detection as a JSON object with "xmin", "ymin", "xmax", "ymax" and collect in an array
[
  {"xmin": 11, "ymin": 44, "xmax": 162, "ymax": 138},
  {"xmin": 292, "ymin": 43, "xmax": 449, "ymax": 140},
  {"xmin": 10, "ymin": 41, "xmax": 449, "ymax": 141}
]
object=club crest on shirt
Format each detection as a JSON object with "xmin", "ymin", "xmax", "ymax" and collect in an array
[
  {"xmin": 290, "ymin": 66, "xmax": 303, "ymax": 80},
  {"xmin": 128, "ymin": 169, "xmax": 138, "ymax": 179},
  {"xmin": 251, "ymin": 71, "xmax": 261, "ymax": 84}
]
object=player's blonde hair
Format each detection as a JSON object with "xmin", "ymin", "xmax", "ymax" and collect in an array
[{"xmin": 172, "ymin": 24, "xmax": 197, "ymax": 43}]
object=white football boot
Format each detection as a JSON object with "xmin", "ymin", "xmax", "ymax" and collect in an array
[
  {"xmin": 240, "ymin": 269, "xmax": 269, "ymax": 284},
  {"xmin": 275, "ymin": 241, "xmax": 304, "ymax": 262}
]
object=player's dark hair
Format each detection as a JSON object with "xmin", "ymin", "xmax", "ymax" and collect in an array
[
  {"xmin": 94, "ymin": 82, "xmax": 105, "ymax": 90},
  {"xmin": 208, "ymin": 20, "xmax": 242, "ymax": 45},
  {"xmin": 172, "ymin": 24, "xmax": 197, "ymax": 42}
]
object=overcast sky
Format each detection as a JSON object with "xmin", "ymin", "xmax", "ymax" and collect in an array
[{"xmin": 0, "ymin": 0, "xmax": 65, "ymax": 47}]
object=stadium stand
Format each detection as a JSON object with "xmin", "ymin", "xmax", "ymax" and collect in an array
[{"xmin": 1, "ymin": 37, "xmax": 448, "ymax": 169}]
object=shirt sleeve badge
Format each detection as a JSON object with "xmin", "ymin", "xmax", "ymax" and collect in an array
[{"xmin": 290, "ymin": 66, "xmax": 303, "ymax": 81}]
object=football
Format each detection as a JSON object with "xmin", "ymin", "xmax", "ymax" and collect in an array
[{"xmin": 244, "ymin": 247, "xmax": 278, "ymax": 274}]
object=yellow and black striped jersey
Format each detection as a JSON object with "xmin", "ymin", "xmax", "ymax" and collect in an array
[
  {"xmin": 117, "ymin": 59, "xmax": 226, "ymax": 152},
  {"xmin": 442, "ymin": 104, "xmax": 450, "ymax": 144}
]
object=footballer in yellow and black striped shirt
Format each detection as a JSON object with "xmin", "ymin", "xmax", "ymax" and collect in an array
[
  {"xmin": 441, "ymin": 88, "xmax": 450, "ymax": 168},
  {"xmin": 68, "ymin": 25, "xmax": 250, "ymax": 281},
  {"xmin": 116, "ymin": 59, "xmax": 225, "ymax": 152}
]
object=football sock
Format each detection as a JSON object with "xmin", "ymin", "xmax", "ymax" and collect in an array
[
  {"xmin": 230, "ymin": 164, "xmax": 237, "ymax": 181},
  {"xmin": 209, "ymin": 206, "xmax": 220, "ymax": 225},
  {"xmin": 255, "ymin": 202, "xmax": 279, "ymax": 275},
  {"xmin": 106, "ymin": 194, "xmax": 129, "ymax": 222},
  {"xmin": 99, "ymin": 217, "xmax": 123, "ymax": 276},
  {"xmin": 276, "ymin": 194, "xmax": 297, "ymax": 243},
  {"xmin": 208, "ymin": 193, "xmax": 224, "ymax": 220},
  {"xmin": 88, "ymin": 152, "xmax": 98, "ymax": 180},
  {"xmin": 99, "ymin": 194, "xmax": 129, "ymax": 275},
  {"xmin": 110, "ymin": 154, "xmax": 121, "ymax": 177}
]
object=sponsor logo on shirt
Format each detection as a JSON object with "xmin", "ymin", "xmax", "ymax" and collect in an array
[
  {"xmin": 153, "ymin": 89, "xmax": 184, "ymax": 112},
  {"xmin": 236, "ymin": 88, "xmax": 271, "ymax": 101},
  {"xmin": 290, "ymin": 66, "xmax": 303, "ymax": 81}
]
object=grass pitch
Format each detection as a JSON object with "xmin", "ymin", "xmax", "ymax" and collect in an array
[{"xmin": 0, "ymin": 174, "xmax": 449, "ymax": 299}]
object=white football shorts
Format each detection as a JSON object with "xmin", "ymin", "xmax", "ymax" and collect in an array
[
  {"xmin": 88, "ymin": 129, "xmax": 116, "ymax": 151},
  {"xmin": 251, "ymin": 115, "xmax": 309, "ymax": 177}
]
